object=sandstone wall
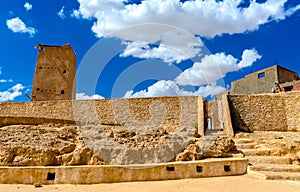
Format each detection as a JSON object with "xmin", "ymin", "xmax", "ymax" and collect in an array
[
  {"xmin": 0, "ymin": 97, "xmax": 202, "ymax": 134},
  {"xmin": 228, "ymin": 94, "xmax": 300, "ymax": 132},
  {"xmin": 0, "ymin": 96, "xmax": 204, "ymax": 164}
]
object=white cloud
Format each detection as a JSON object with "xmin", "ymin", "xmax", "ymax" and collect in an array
[
  {"xmin": 76, "ymin": 93, "xmax": 104, "ymax": 100},
  {"xmin": 58, "ymin": 6, "xmax": 66, "ymax": 19},
  {"xmin": 120, "ymin": 32, "xmax": 203, "ymax": 64},
  {"xmin": 24, "ymin": 2, "xmax": 33, "ymax": 11},
  {"xmin": 124, "ymin": 80, "xmax": 226, "ymax": 98},
  {"xmin": 0, "ymin": 79, "xmax": 13, "ymax": 83},
  {"xmin": 123, "ymin": 48, "xmax": 260, "ymax": 98},
  {"xmin": 6, "ymin": 17, "xmax": 37, "ymax": 36},
  {"xmin": 73, "ymin": 0, "xmax": 299, "ymax": 62},
  {"xmin": 175, "ymin": 49, "xmax": 261, "ymax": 86},
  {"xmin": 0, "ymin": 84, "xmax": 25, "ymax": 102}
]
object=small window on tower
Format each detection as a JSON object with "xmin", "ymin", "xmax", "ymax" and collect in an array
[
  {"xmin": 63, "ymin": 70, "xmax": 67, "ymax": 74},
  {"xmin": 61, "ymin": 90, "xmax": 65, "ymax": 94},
  {"xmin": 258, "ymin": 72, "xmax": 265, "ymax": 79}
]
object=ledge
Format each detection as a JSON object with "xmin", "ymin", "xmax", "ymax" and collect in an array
[{"xmin": 0, "ymin": 158, "xmax": 248, "ymax": 184}]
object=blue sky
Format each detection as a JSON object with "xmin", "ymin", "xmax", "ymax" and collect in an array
[{"xmin": 0, "ymin": 0, "xmax": 300, "ymax": 102}]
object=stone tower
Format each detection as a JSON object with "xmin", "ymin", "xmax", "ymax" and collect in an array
[{"xmin": 31, "ymin": 44, "xmax": 76, "ymax": 101}]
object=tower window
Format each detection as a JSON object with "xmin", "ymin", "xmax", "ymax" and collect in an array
[
  {"xmin": 36, "ymin": 88, "xmax": 40, "ymax": 91},
  {"xmin": 258, "ymin": 72, "xmax": 265, "ymax": 79},
  {"xmin": 63, "ymin": 70, "xmax": 67, "ymax": 74},
  {"xmin": 61, "ymin": 90, "xmax": 65, "ymax": 94}
]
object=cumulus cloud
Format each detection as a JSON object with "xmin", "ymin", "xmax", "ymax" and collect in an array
[
  {"xmin": 58, "ymin": 6, "xmax": 66, "ymax": 19},
  {"xmin": 76, "ymin": 93, "xmax": 104, "ymax": 100},
  {"xmin": 73, "ymin": 0, "xmax": 299, "ymax": 61},
  {"xmin": 120, "ymin": 32, "xmax": 203, "ymax": 63},
  {"xmin": 24, "ymin": 2, "xmax": 33, "ymax": 11},
  {"xmin": 124, "ymin": 80, "xmax": 226, "ymax": 98},
  {"xmin": 175, "ymin": 49, "xmax": 261, "ymax": 86},
  {"xmin": 0, "ymin": 84, "xmax": 25, "ymax": 102},
  {"xmin": 6, "ymin": 17, "xmax": 36, "ymax": 36},
  {"xmin": 124, "ymin": 48, "xmax": 260, "ymax": 98}
]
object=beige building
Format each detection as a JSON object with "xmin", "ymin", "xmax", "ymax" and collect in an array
[
  {"xmin": 230, "ymin": 65, "xmax": 299, "ymax": 94},
  {"xmin": 31, "ymin": 44, "xmax": 76, "ymax": 101}
]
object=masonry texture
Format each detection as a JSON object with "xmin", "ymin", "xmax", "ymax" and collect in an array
[
  {"xmin": 31, "ymin": 44, "xmax": 76, "ymax": 101},
  {"xmin": 0, "ymin": 96, "xmax": 203, "ymax": 164},
  {"xmin": 228, "ymin": 94, "xmax": 300, "ymax": 132}
]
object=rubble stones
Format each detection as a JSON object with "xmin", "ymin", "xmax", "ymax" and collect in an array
[
  {"xmin": 175, "ymin": 136, "xmax": 238, "ymax": 161},
  {"xmin": 0, "ymin": 124, "xmax": 105, "ymax": 166}
]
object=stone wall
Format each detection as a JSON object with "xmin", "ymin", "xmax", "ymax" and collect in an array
[
  {"xmin": 0, "ymin": 97, "xmax": 202, "ymax": 133},
  {"xmin": 0, "ymin": 96, "xmax": 204, "ymax": 164},
  {"xmin": 228, "ymin": 94, "xmax": 300, "ymax": 132}
]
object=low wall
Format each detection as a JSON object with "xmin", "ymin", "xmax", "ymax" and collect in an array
[
  {"xmin": 0, "ymin": 158, "xmax": 248, "ymax": 184},
  {"xmin": 228, "ymin": 94, "xmax": 300, "ymax": 132}
]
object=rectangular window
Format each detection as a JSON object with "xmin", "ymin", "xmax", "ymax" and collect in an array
[
  {"xmin": 258, "ymin": 72, "xmax": 265, "ymax": 79},
  {"xmin": 284, "ymin": 86, "xmax": 293, "ymax": 92}
]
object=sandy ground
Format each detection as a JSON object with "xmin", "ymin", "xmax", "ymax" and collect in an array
[{"xmin": 0, "ymin": 174, "xmax": 299, "ymax": 192}]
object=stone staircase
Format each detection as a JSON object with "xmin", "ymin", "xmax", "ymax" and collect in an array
[{"xmin": 234, "ymin": 131, "xmax": 300, "ymax": 181}]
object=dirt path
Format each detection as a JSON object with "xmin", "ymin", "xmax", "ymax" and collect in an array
[{"xmin": 1, "ymin": 174, "xmax": 300, "ymax": 192}]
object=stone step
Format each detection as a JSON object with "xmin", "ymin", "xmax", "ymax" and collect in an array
[
  {"xmin": 204, "ymin": 129, "xmax": 223, "ymax": 136},
  {"xmin": 248, "ymin": 170, "xmax": 300, "ymax": 181},
  {"xmin": 247, "ymin": 156, "xmax": 292, "ymax": 164},
  {"xmin": 241, "ymin": 148, "xmax": 272, "ymax": 156},
  {"xmin": 235, "ymin": 143, "xmax": 257, "ymax": 149},
  {"xmin": 234, "ymin": 138, "xmax": 255, "ymax": 144},
  {"xmin": 250, "ymin": 163, "xmax": 300, "ymax": 172},
  {"xmin": 241, "ymin": 148, "xmax": 287, "ymax": 156}
]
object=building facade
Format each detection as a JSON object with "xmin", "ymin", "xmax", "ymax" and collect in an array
[
  {"xmin": 230, "ymin": 65, "xmax": 299, "ymax": 94},
  {"xmin": 31, "ymin": 44, "xmax": 76, "ymax": 101}
]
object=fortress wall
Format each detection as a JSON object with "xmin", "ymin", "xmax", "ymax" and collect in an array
[
  {"xmin": 228, "ymin": 94, "xmax": 300, "ymax": 132},
  {"xmin": 0, "ymin": 96, "xmax": 203, "ymax": 136}
]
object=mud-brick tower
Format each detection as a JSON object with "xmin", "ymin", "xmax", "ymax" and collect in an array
[{"xmin": 31, "ymin": 43, "xmax": 76, "ymax": 101}]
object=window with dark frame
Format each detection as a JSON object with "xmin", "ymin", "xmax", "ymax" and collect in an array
[{"xmin": 258, "ymin": 72, "xmax": 265, "ymax": 79}]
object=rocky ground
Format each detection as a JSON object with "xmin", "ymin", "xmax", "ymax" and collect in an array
[
  {"xmin": 0, "ymin": 124, "xmax": 105, "ymax": 166},
  {"xmin": 98, "ymin": 125, "xmax": 171, "ymax": 149},
  {"xmin": 175, "ymin": 130, "xmax": 240, "ymax": 161},
  {"xmin": 0, "ymin": 123, "xmax": 239, "ymax": 166}
]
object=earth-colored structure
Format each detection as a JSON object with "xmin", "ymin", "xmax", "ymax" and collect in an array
[
  {"xmin": 31, "ymin": 44, "xmax": 76, "ymax": 101},
  {"xmin": 230, "ymin": 65, "xmax": 299, "ymax": 94},
  {"xmin": 1, "ymin": 44, "xmax": 299, "ymax": 184}
]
